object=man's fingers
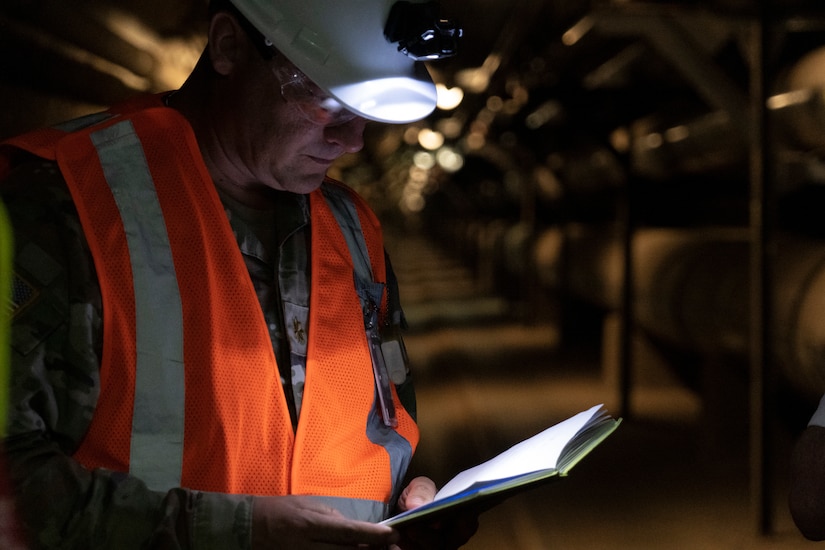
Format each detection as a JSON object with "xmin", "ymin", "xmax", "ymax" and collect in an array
[{"xmin": 399, "ymin": 476, "xmax": 437, "ymax": 510}]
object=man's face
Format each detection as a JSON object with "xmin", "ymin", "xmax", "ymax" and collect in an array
[{"xmin": 212, "ymin": 30, "xmax": 368, "ymax": 197}]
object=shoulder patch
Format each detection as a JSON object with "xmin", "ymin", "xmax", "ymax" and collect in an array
[{"xmin": 11, "ymin": 272, "xmax": 38, "ymax": 317}]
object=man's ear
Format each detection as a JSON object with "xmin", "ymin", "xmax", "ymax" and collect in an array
[{"xmin": 208, "ymin": 11, "xmax": 248, "ymax": 76}]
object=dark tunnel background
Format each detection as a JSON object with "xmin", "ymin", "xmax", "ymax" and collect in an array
[{"xmin": 3, "ymin": 0, "xmax": 825, "ymax": 547}]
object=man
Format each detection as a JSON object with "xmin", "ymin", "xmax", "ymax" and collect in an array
[{"xmin": 0, "ymin": 0, "xmax": 474, "ymax": 548}]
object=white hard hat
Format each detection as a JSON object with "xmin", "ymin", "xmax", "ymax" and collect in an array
[{"xmin": 228, "ymin": 0, "xmax": 460, "ymax": 123}]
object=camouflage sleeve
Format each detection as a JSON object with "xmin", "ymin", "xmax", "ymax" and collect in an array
[{"xmin": 1, "ymin": 159, "xmax": 253, "ymax": 550}]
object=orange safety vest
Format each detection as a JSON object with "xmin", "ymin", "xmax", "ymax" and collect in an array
[{"xmin": 0, "ymin": 95, "xmax": 418, "ymax": 520}]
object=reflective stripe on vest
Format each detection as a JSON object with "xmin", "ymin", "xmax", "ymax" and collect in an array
[
  {"xmin": 90, "ymin": 121, "xmax": 186, "ymax": 490},
  {"xmin": 1, "ymin": 101, "xmax": 419, "ymax": 519}
]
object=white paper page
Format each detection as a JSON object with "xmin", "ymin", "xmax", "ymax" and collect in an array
[{"xmin": 435, "ymin": 404, "xmax": 604, "ymax": 499}]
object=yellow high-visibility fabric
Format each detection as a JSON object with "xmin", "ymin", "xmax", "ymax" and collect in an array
[{"xmin": 0, "ymin": 199, "xmax": 12, "ymax": 437}]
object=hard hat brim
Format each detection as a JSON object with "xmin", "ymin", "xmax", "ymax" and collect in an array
[{"xmin": 232, "ymin": 0, "xmax": 438, "ymax": 124}]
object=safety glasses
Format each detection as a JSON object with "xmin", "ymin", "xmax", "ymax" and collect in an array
[
  {"xmin": 226, "ymin": 2, "xmax": 359, "ymax": 126},
  {"xmin": 272, "ymin": 62, "xmax": 360, "ymax": 127}
]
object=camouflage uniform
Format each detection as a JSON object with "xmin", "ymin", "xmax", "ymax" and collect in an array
[{"xmin": 1, "ymin": 156, "xmax": 413, "ymax": 549}]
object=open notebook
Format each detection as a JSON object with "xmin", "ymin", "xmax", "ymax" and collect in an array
[{"xmin": 382, "ymin": 404, "xmax": 621, "ymax": 527}]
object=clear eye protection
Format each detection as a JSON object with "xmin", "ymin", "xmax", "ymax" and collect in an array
[{"xmin": 272, "ymin": 63, "xmax": 360, "ymax": 127}]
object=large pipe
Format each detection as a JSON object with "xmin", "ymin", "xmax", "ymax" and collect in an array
[{"xmin": 532, "ymin": 224, "xmax": 825, "ymax": 400}]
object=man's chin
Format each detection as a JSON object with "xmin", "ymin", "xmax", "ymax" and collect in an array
[
  {"xmin": 296, "ymin": 175, "xmax": 327, "ymax": 194},
  {"xmin": 273, "ymin": 173, "xmax": 327, "ymax": 195}
]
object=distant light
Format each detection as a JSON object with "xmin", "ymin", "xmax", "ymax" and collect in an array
[
  {"xmin": 436, "ymin": 117, "xmax": 464, "ymax": 139},
  {"xmin": 403, "ymin": 126, "xmax": 421, "ymax": 145},
  {"xmin": 766, "ymin": 89, "xmax": 813, "ymax": 110},
  {"xmin": 401, "ymin": 192, "xmax": 426, "ymax": 213},
  {"xmin": 610, "ymin": 128, "xmax": 631, "ymax": 153},
  {"xmin": 525, "ymin": 100, "xmax": 563, "ymax": 129},
  {"xmin": 476, "ymin": 109, "xmax": 494, "ymax": 126},
  {"xmin": 413, "ymin": 151, "xmax": 436, "ymax": 169},
  {"xmin": 455, "ymin": 53, "xmax": 502, "ymax": 94},
  {"xmin": 436, "ymin": 146, "xmax": 464, "ymax": 173},
  {"xmin": 644, "ymin": 133, "xmax": 664, "ymax": 149},
  {"xmin": 562, "ymin": 16, "xmax": 595, "ymax": 46},
  {"xmin": 436, "ymin": 83, "xmax": 464, "ymax": 110},
  {"xmin": 418, "ymin": 128, "xmax": 445, "ymax": 150},
  {"xmin": 664, "ymin": 125, "xmax": 690, "ymax": 143},
  {"xmin": 465, "ymin": 131, "xmax": 486, "ymax": 150},
  {"xmin": 503, "ymin": 98, "xmax": 521, "ymax": 115},
  {"xmin": 456, "ymin": 67, "xmax": 490, "ymax": 94},
  {"xmin": 534, "ymin": 165, "xmax": 563, "ymax": 201},
  {"xmin": 486, "ymin": 96, "xmax": 504, "ymax": 112},
  {"xmin": 407, "ymin": 166, "xmax": 429, "ymax": 188}
]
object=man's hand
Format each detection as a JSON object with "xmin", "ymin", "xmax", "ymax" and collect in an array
[
  {"xmin": 251, "ymin": 494, "xmax": 400, "ymax": 549},
  {"xmin": 396, "ymin": 476, "xmax": 438, "ymax": 511},
  {"xmin": 392, "ymin": 476, "xmax": 479, "ymax": 550}
]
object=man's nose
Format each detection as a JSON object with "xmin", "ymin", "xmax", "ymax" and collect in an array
[{"xmin": 325, "ymin": 117, "xmax": 368, "ymax": 154}]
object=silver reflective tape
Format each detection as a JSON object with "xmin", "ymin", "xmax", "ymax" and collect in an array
[
  {"xmin": 306, "ymin": 495, "xmax": 388, "ymax": 523},
  {"xmin": 321, "ymin": 185, "xmax": 373, "ymax": 283},
  {"xmin": 91, "ymin": 121, "xmax": 185, "ymax": 491},
  {"xmin": 367, "ymin": 405, "xmax": 412, "ymax": 504}
]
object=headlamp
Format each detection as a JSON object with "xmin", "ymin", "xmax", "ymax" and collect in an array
[{"xmin": 384, "ymin": 1, "xmax": 462, "ymax": 61}]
